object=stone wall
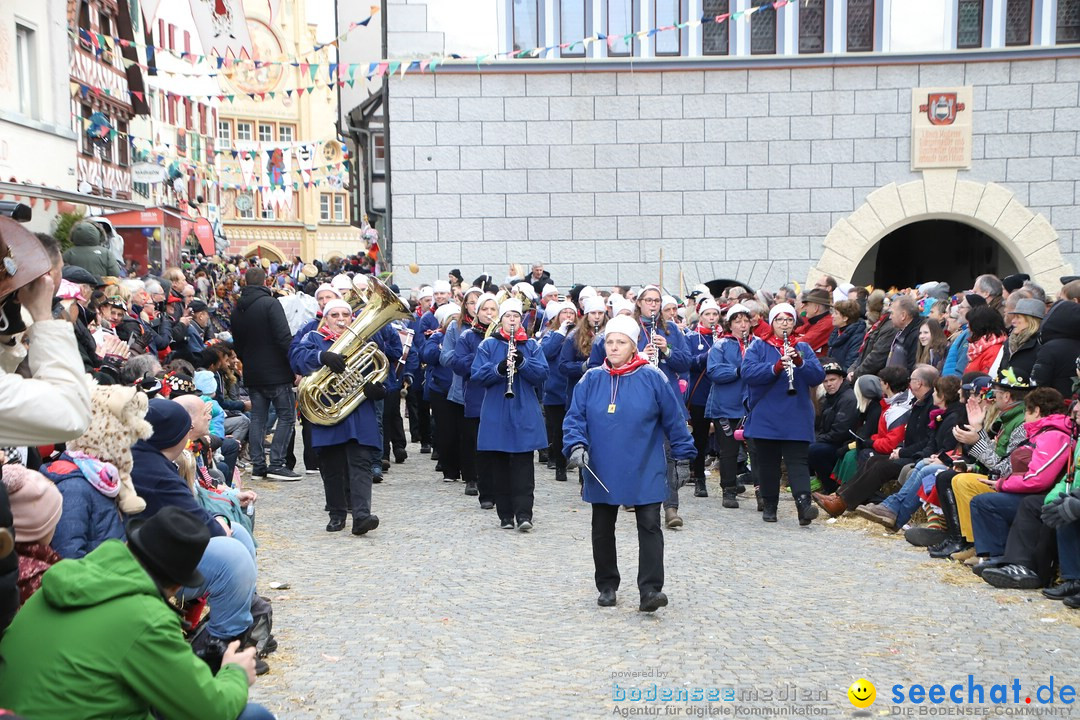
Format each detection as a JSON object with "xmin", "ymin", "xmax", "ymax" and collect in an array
[{"xmin": 388, "ymin": 57, "xmax": 1080, "ymax": 291}]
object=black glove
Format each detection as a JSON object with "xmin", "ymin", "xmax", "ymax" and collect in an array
[
  {"xmin": 512, "ymin": 348, "xmax": 525, "ymax": 368},
  {"xmin": 363, "ymin": 381, "xmax": 387, "ymax": 401},
  {"xmin": 320, "ymin": 351, "xmax": 347, "ymax": 373},
  {"xmin": 497, "ymin": 360, "xmax": 509, "ymax": 376}
]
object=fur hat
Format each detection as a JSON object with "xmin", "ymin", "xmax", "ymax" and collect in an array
[
  {"xmin": 3, "ymin": 464, "xmax": 63, "ymax": 544},
  {"xmin": 314, "ymin": 283, "xmax": 341, "ymax": 300}
]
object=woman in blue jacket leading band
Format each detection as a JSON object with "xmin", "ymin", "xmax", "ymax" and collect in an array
[
  {"xmin": 563, "ymin": 315, "xmax": 696, "ymax": 613},
  {"xmin": 741, "ymin": 302, "xmax": 825, "ymax": 526},
  {"xmin": 471, "ymin": 298, "xmax": 549, "ymax": 532}
]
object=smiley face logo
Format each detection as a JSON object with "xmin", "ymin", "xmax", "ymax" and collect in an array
[{"xmin": 848, "ymin": 679, "xmax": 876, "ymax": 708}]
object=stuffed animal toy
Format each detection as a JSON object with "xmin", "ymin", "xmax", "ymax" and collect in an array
[{"xmin": 67, "ymin": 384, "xmax": 152, "ymax": 514}]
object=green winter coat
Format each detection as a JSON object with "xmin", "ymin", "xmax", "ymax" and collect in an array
[
  {"xmin": 62, "ymin": 222, "xmax": 121, "ymax": 277},
  {"xmin": 0, "ymin": 539, "xmax": 249, "ymax": 720}
]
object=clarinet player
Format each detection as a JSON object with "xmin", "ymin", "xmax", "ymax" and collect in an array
[
  {"xmin": 471, "ymin": 299, "xmax": 549, "ymax": 531},
  {"xmin": 741, "ymin": 303, "xmax": 825, "ymax": 525}
]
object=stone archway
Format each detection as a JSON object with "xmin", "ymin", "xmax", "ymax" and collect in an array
[
  {"xmin": 808, "ymin": 170, "xmax": 1074, "ymax": 293},
  {"xmin": 241, "ymin": 242, "xmax": 286, "ymax": 263}
]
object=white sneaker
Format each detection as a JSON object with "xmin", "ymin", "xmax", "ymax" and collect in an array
[
  {"xmin": 305, "ymin": 469, "xmax": 320, "ymax": 475},
  {"xmin": 443, "ymin": 476, "xmax": 455, "ymax": 482}
]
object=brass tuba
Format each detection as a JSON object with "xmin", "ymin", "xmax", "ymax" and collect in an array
[{"xmin": 297, "ymin": 276, "xmax": 412, "ymax": 426}]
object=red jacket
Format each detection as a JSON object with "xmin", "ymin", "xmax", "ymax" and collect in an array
[
  {"xmin": 792, "ymin": 311, "xmax": 833, "ymax": 358},
  {"xmin": 871, "ymin": 392, "xmax": 911, "ymax": 455}
]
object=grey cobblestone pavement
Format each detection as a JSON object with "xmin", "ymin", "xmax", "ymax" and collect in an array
[{"xmin": 244, "ymin": 438, "xmax": 1078, "ymax": 719}]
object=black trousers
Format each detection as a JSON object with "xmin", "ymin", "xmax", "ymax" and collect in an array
[
  {"xmin": 543, "ymin": 404, "xmax": 567, "ymax": 472},
  {"xmin": 319, "ymin": 441, "xmax": 376, "ymax": 522},
  {"xmin": 935, "ymin": 469, "xmax": 960, "ymax": 535},
  {"xmin": 808, "ymin": 441, "xmax": 842, "ymax": 489},
  {"xmin": 300, "ymin": 415, "xmax": 318, "ymax": 471},
  {"xmin": 751, "ymin": 439, "xmax": 811, "ymax": 500},
  {"xmin": 838, "ymin": 455, "xmax": 904, "ymax": 508},
  {"xmin": 430, "ymin": 392, "xmax": 461, "ymax": 480},
  {"xmin": 591, "ymin": 502, "xmax": 664, "ymax": 597},
  {"xmin": 688, "ymin": 404, "xmax": 711, "ymax": 479},
  {"xmin": 381, "ymin": 389, "xmax": 407, "ymax": 459},
  {"xmin": 462, "ymin": 416, "xmax": 494, "ymax": 504},
  {"xmin": 713, "ymin": 417, "xmax": 741, "ymax": 490},
  {"xmin": 487, "ymin": 451, "xmax": 535, "ymax": 523},
  {"xmin": 1002, "ymin": 493, "xmax": 1059, "ymax": 584},
  {"xmin": 406, "ymin": 383, "xmax": 432, "ymax": 444}
]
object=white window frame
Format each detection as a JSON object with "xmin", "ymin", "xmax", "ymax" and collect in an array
[
  {"xmin": 320, "ymin": 193, "xmax": 331, "ymax": 222},
  {"xmin": 15, "ymin": 23, "xmax": 39, "ymax": 120},
  {"xmin": 278, "ymin": 124, "xmax": 295, "ymax": 144},
  {"xmin": 333, "ymin": 194, "xmax": 345, "ymax": 222},
  {"xmin": 217, "ymin": 120, "xmax": 232, "ymax": 149},
  {"xmin": 236, "ymin": 121, "xmax": 252, "ymax": 142},
  {"xmin": 258, "ymin": 123, "xmax": 274, "ymax": 143}
]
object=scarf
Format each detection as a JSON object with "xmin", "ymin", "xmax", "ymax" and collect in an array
[
  {"xmin": 471, "ymin": 320, "xmax": 490, "ymax": 335},
  {"xmin": 498, "ymin": 327, "xmax": 528, "ymax": 342},
  {"xmin": 858, "ymin": 312, "xmax": 890, "ymax": 355},
  {"xmin": 1007, "ymin": 324, "xmax": 1038, "ymax": 354},
  {"xmin": 928, "ymin": 407, "xmax": 945, "ymax": 430},
  {"xmin": 65, "ymin": 451, "xmax": 121, "ymax": 498},
  {"xmin": 721, "ymin": 333, "xmax": 750, "ymax": 355},
  {"xmin": 318, "ymin": 324, "xmax": 343, "ymax": 342},
  {"xmin": 696, "ymin": 325, "xmax": 714, "ymax": 336},
  {"xmin": 604, "ymin": 354, "xmax": 649, "ymax": 376},
  {"xmin": 967, "ymin": 333, "xmax": 1006, "ymax": 361}
]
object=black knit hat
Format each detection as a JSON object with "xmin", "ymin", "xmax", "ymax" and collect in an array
[{"xmin": 126, "ymin": 506, "xmax": 209, "ymax": 587}]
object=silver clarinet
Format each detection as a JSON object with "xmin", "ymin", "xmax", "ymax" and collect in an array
[
  {"xmin": 648, "ymin": 314, "xmax": 661, "ymax": 369},
  {"xmin": 782, "ymin": 331, "xmax": 797, "ymax": 396},
  {"xmin": 505, "ymin": 325, "xmax": 517, "ymax": 399}
]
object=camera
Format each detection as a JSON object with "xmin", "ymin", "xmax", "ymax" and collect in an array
[{"xmin": 0, "ymin": 202, "xmax": 31, "ymax": 223}]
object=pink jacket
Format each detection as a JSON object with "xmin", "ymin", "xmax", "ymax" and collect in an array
[{"xmin": 996, "ymin": 414, "xmax": 1075, "ymax": 493}]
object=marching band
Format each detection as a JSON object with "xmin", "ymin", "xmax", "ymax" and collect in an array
[{"xmin": 292, "ymin": 275, "xmax": 825, "ymax": 612}]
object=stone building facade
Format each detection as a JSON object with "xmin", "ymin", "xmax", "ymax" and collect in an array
[{"xmin": 387, "ymin": 51, "xmax": 1078, "ymax": 293}]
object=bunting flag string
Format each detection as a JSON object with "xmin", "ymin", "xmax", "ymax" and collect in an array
[
  {"xmin": 69, "ymin": 112, "xmax": 352, "ymax": 190},
  {"xmin": 72, "ymin": 0, "xmax": 799, "ymax": 89},
  {"xmin": 68, "ymin": 7, "xmax": 378, "ymax": 72}
]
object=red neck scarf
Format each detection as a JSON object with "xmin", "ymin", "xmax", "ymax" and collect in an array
[
  {"xmin": 722, "ymin": 332, "xmax": 750, "ymax": 354},
  {"xmin": 318, "ymin": 324, "xmax": 343, "ymax": 342},
  {"xmin": 604, "ymin": 354, "xmax": 649, "ymax": 376},
  {"xmin": 697, "ymin": 324, "xmax": 714, "ymax": 336},
  {"xmin": 498, "ymin": 327, "xmax": 528, "ymax": 342}
]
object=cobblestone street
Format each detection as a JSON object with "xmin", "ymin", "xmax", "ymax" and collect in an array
[{"xmin": 245, "ymin": 441, "xmax": 1078, "ymax": 719}]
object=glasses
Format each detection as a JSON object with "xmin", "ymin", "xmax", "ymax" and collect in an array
[
  {"xmin": 773, "ymin": 316, "xmax": 795, "ymax": 324},
  {"xmin": 640, "ymin": 297, "xmax": 661, "ymax": 304}
]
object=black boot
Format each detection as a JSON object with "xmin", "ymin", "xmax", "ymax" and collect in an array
[
  {"xmin": 722, "ymin": 488, "xmax": 739, "ymax": 508},
  {"xmin": 555, "ymin": 468, "xmax": 568, "ymax": 482},
  {"xmin": 762, "ymin": 498, "xmax": 778, "ymax": 522},
  {"xmin": 538, "ymin": 449, "xmax": 549, "ymax": 464},
  {"xmin": 694, "ymin": 478, "xmax": 708, "ymax": 497},
  {"xmin": 755, "ymin": 488, "xmax": 764, "ymax": 512},
  {"xmin": 929, "ymin": 484, "xmax": 966, "ymax": 558},
  {"xmin": 794, "ymin": 492, "xmax": 819, "ymax": 526}
]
